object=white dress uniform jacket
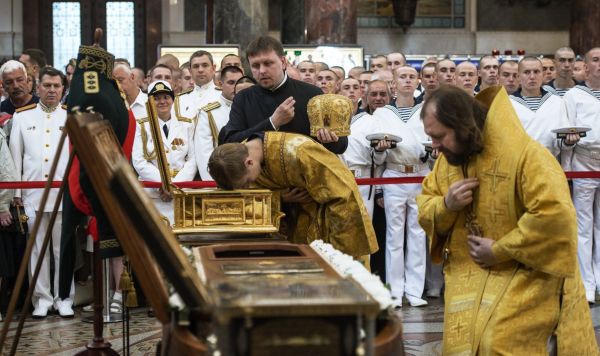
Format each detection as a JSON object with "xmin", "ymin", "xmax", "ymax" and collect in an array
[
  {"xmin": 195, "ymin": 95, "xmax": 232, "ymax": 180},
  {"xmin": 9, "ymin": 103, "xmax": 69, "ymax": 212},
  {"xmin": 9, "ymin": 102, "xmax": 73, "ymax": 312},
  {"xmin": 509, "ymin": 90, "xmax": 571, "ymax": 161},
  {"xmin": 174, "ymin": 82, "xmax": 221, "ymax": 127},
  {"xmin": 0, "ymin": 129, "xmax": 16, "ymax": 213},
  {"xmin": 374, "ymin": 105, "xmax": 429, "ymax": 307},
  {"xmin": 564, "ymin": 85, "xmax": 600, "ymax": 152},
  {"xmin": 341, "ymin": 111, "xmax": 386, "ymax": 218},
  {"xmin": 129, "ymin": 89, "xmax": 148, "ymax": 120},
  {"xmin": 377, "ymin": 105, "xmax": 426, "ymax": 169},
  {"xmin": 132, "ymin": 115, "xmax": 198, "ymax": 194},
  {"xmin": 132, "ymin": 114, "xmax": 197, "ymax": 224},
  {"xmin": 563, "ymin": 84, "xmax": 600, "ymax": 302}
]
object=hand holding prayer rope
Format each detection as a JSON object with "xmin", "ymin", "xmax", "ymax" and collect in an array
[
  {"xmin": 468, "ymin": 235, "xmax": 498, "ymax": 269},
  {"xmin": 444, "ymin": 178, "xmax": 479, "ymax": 212}
]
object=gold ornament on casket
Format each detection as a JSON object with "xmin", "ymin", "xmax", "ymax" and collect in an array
[{"xmin": 171, "ymin": 188, "xmax": 283, "ymax": 234}]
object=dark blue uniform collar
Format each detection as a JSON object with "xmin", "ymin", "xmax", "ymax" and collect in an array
[{"xmin": 512, "ymin": 87, "xmax": 549, "ymax": 99}]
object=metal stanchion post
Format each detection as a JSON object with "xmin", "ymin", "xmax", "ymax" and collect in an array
[
  {"xmin": 103, "ymin": 259, "xmax": 122, "ymax": 323},
  {"xmin": 82, "ymin": 258, "xmax": 122, "ymax": 324}
]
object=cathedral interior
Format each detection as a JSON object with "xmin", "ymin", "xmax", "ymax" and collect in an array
[{"xmin": 1, "ymin": 0, "xmax": 600, "ymax": 355}]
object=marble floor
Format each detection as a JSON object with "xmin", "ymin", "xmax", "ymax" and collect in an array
[
  {"xmin": 0, "ymin": 308, "xmax": 162, "ymax": 355},
  {"xmin": 1, "ymin": 297, "xmax": 599, "ymax": 355}
]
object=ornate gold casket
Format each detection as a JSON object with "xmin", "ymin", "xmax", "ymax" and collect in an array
[
  {"xmin": 144, "ymin": 97, "xmax": 283, "ymax": 236},
  {"xmin": 171, "ymin": 188, "xmax": 283, "ymax": 234}
]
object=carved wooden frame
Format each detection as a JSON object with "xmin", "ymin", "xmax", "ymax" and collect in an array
[
  {"xmin": 109, "ymin": 160, "xmax": 211, "ymax": 309},
  {"xmin": 65, "ymin": 112, "xmax": 173, "ymax": 323},
  {"xmin": 145, "ymin": 96, "xmax": 173, "ymax": 193}
]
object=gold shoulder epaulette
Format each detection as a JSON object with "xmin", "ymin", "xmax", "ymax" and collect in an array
[
  {"xmin": 15, "ymin": 103, "xmax": 37, "ymax": 113},
  {"xmin": 176, "ymin": 88, "xmax": 193, "ymax": 96},
  {"xmin": 176, "ymin": 116, "xmax": 193, "ymax": 123},
  {"xmin": 61, "ymin": 104, "xmax": 67, "ymax": 110},
  {"xmin": 136, "ymin": 117, "xmax": 149, "ymax": 124},
  {"xmin": 201, "ymin": 101, "xmax": 221, "ymax": 112}
]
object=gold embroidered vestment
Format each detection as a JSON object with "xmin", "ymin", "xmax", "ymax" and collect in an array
[
  {"xmin": 417, "ymin": 87, "xmax": 598, "ymax": 355},
  {"xmin": 256, "ymin": 132, "xmax": 378, "ymax": 258}
]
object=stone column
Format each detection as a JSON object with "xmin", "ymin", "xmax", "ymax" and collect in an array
[
  {"xmin": 305, "ymin": 0, "xmax": 357, "ymax": 44},
  {"xmin": 213, "ymin": 0, "xmax": 269, "ymax": 54},
  {"xmin": 281, "ymin": 1, "xmax": 305, "ymax": 44},
  {"xmin": 570, "ymin": 0, "xmax": 600, "ymax": 55}
]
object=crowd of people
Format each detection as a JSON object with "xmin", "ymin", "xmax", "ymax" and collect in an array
[{"xmin": 0, "ymin": 37, "xmax": 599, "ymax": 333}]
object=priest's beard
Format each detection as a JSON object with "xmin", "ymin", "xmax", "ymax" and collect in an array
[{"xmin": 440, "ymin": 146, "xmax": 471, "ymax": 166}]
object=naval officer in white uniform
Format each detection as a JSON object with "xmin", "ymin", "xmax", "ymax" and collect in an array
[
  {"xmin": 132, "ymin": 80, "xmax": 197, "ymax": 224},
  {"xmin": 195, "ymin": 65, "xmax": 244, "ymax": 180},
  {"xmin": 9, "ymin": 67, "xmax": 73, "ymax": 318}
]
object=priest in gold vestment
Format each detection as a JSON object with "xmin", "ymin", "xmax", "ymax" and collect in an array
[
  {"xmin": 417, "ymin": 85, "xmax": 598, "ymax": 355},
  {"xmin": 208, "ymin": 131, "xmax": 378, "ymax": 259}
]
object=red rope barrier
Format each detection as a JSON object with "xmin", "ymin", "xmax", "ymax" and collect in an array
[
  {"xmin": 0, "ymin": 181, "xmax": 63, "ymax": 189},
  {"xmin": 563, "ymin": 171, "xmax": 600, "ymax": 179},
  {"xmin": 2, "ymin": 171, "xmax": 600, "ymax": 190},
  {"xmin": 356, "ymin": 177, "xmax": 424, "ymax": 185}
]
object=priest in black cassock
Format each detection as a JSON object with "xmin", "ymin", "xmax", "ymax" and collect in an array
[{"xmin": 218, "ymin": 36, "xmax": 348, "ymax": 155}]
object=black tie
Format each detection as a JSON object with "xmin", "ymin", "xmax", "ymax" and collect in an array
[{"xmin": 162, "ymin": 123, "xmax": 169, "ymax": 138}]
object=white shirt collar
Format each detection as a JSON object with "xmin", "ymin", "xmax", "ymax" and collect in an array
[
  {"xmin": 39, "ymin": 101, "xmax": 58, "ymax": 113},
  {"xmin": 194, "ymin": 81, "xmax": 216, "ymax": 92},
  {"xmin": 271, "ymin": 72, "xmax": 288, "ymax": 92},
  {"xmin": 220, "ymin": 95, "xmax": 232, "ymax": 107},
  {"xmin": 158, "ymin": 117, "xmax": 171, "ymax": 128},
  {"xmin": 131, "ymin": 89, "xmax": 147, "ymax": 107}
]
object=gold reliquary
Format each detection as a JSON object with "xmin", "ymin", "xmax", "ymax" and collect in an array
[
  {"xmin": 144, "ymin": 97, "xmax": 284, "ymax": 235},
  {"xmin": 171, "ymin": 188, "xmax": 283, "ymax": 234}
]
